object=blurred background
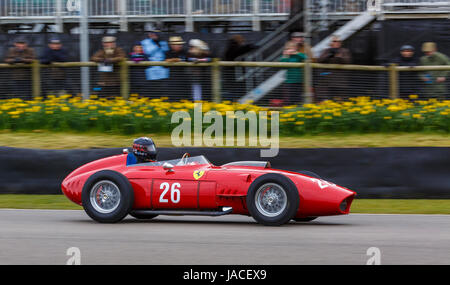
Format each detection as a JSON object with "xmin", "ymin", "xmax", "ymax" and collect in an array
[
  {"xmin": 0, "ymin": 1, "xmax": 450, "ymax": 266},
  {"xmin": 0, "ymin": 0, "xmax": 447, "ymax": 102},
  {"xmin": 0, "ymin": 0, "xmax": 448, "ymax": 199}
]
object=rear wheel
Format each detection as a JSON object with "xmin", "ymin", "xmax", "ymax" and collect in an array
[
  {"xmin": 246, "ymin": 174, "xmax": 299, "ymax": 226},
  {"xmin": 82, "ymin": 170, "xmax": 134, "ymax": 223}
]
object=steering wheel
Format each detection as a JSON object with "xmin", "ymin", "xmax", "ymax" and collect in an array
[{"xmin": 179, "ymin": 153, "xmax": 190, "ymax": 166}]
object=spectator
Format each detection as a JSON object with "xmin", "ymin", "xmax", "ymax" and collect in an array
[
  {"xmin": 318, "ymin": 36, "xmax": 352, "ymax": 64},
  {"xmin": 274, "ymin": 41, "xmax": 306, "ymax": 106},
  {"xmin": 187, "ymin": 39, "xmax": 212, "ymax": 101},
  {"xmin": 141, "ymin": 31, "xmax": 169, "ymax": 62},
  {"xmin": 389, "ymin": 45, "xmax": 419, "ymax": 98},
  {"xmin": 391, "ymin": 45, "xmax": 418, "ymax": 67},
  {"xmin": 165, "ymin": 36, "xmax": 188, "ymax": 100},
  {"xmin": 290, "ymin": 32, "xmax": 313, "ymax": 60},
  {"xmin": 40, "ymin": 38, "xmax": 69, "ymax": 96},
  {"xmin": 420, "ymin": 42, "xmax": 450, "ymax": 99},
  {"xmin": 141, "ymin": 30, "xmax": 169, "ymax": 97},
  {"xmin": 91, "ymin": 36, "xmax": 126, "ymax": 98},
  {"xmin": 316, "ymin": 36, "xmax": 352, "ymax": 100},
  {"xmin": 129, "ymin": 43, "xmax": 147, "ymax": 96},
  {"xmin": 165, "ymin": 36, "xmax": 187, "ymax": 62},
  {"xmin": 129, "ymin": 43, "xmax": 146, "ymax": 63},
  {"xmin": 224, "ymin": 35, "xmax": 256, "ymax": 61},
  {"xmin": 4, "ymin": 38, "xmax": 36, "ymax": 99},
  {"xmin": 223, "ymin": 35, "xmax": 257, "ymax": 100}
]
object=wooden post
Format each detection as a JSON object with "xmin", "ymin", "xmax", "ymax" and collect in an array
[
  {"xmin": 389, "ymin": 63, "xmax": 399, "ymax": 99},
  {"xmin": 31, "ymin": 60, "xmax": 41, "ymax": 98},
  {"xmin": 211, "ymin": 58, "xmax": 222, "ymax": 103},
  {"xmin": 303, "ymin": 59, "xmax": 313, "ymax": 103},
  {"xmin": 120, "ymin": 60, "xmax": 130, "ymax": 99}
]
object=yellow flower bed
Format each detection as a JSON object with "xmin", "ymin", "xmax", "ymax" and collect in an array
[
  {"xmin": 0, "ymin": 95, "xmax": 448, "ymax": 135},
  {"xmin": 279, "ymin": 96, "xmax": 449, "ymax": 134}
]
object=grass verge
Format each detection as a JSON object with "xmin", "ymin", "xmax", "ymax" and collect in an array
[
  {"xmin": 351, "ymin": 199, "xmax": 450, "ymax": 215},
  {"xmin": 0, "ymin": 194, "xmax": 81, "ymax": 210},
  {"xmin": 0, "ymin": 131, "xmax": 449, "ymax": 149},
  {"xmin": 0, "ymin": 195, "xmax": 449, "ymax": 214}
]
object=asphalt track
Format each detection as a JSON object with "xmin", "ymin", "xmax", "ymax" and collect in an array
[{"xmin": 0, "ymin": 209, "xmax": 449, "ymax": 265}]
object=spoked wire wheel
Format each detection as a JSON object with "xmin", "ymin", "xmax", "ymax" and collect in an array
[
  {"xmin": 246, "ymin": 174, "xmax": 299, "ymax": 226},
  {"xmin": 82, "ymin": 170, "xmax": 134, "ymax": 223},
  {"xmin": 89, "ymin": 180, "xmax": 121, "ymax": 214},
  {"xmin": 255, "ymin": 183, "xmax": 288, "ymax": 218}
]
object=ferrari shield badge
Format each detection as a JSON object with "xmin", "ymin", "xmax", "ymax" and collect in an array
[{"xmin": 193, "ymin": 170, "xmax": 205, "ymax": 180}]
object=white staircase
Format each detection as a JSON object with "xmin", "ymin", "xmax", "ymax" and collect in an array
[{"xmin": 311, "ymin": 11, "xmax": 377, "ymax": 58}]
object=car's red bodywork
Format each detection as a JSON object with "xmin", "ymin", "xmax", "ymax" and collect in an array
[{"xmin": 62, "ymin": 154, "xmax": 356, "ymax": 218}]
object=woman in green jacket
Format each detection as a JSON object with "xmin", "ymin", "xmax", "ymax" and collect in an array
[{"xmin": 277, "ymin": 41, "xmax": 307, "ymax": 106}]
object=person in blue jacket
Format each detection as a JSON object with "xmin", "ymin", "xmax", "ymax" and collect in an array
[{"xmin": 140, "ymin": 30, "xmax": 170, "ymax": 97}]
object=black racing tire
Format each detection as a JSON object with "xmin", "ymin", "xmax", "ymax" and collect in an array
[
  {"xmin": 246, "ymin": 173, "xmax": 300, "ymax": 226},
  {"xmin": 293, "ymin": 217, "xmax": 318, "ymax": 222},
  {"xmin": 129, "ymin": 212, "xmax": 159, "ymax": 220},
  {"xmin": 298, "ymin": 171, "xmax": 322, "ymax": 179},
  {"xmin": 81, "ymin": 170, "xmax": 134, "ymax": 223}
]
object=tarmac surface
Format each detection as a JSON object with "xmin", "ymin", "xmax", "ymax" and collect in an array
[{"xmin": 0, "ymin": 209, "xmax": 449, "ymax": 265}]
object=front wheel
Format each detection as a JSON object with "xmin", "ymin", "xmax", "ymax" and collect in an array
[
  {"xmin": 82, "ymin": 170, "xmax": 134, "ymax": 223},
  {"xmin": 246, "ymin": 174, "xmax": 299, "ymax": 226}
]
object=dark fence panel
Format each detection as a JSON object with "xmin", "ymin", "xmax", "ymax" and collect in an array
[{"xmin": 0, "ymin": 147, "xmax": 449, "ymax": 198}]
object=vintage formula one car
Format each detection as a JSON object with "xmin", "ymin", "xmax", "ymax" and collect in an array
[{"xmin": 62, "ymin": 150, "xmax": 356, "ymax": 226}]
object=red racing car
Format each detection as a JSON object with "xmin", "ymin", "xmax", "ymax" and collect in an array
[{"xmin": 62, "ymin": 149, "xmax": 356, "ymax": 226}]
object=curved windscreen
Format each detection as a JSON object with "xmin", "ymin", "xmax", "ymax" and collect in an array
[
  {"xmin": 222, "ymin": 161, "xmax": 271, "ymax": 168},
  {"xmin": 129, "ymin": 155, "xmax": 211, "ymax": 167}
]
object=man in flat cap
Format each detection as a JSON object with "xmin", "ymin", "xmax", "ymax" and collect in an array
[
  {"xmin": 91, "ymin": 36, "xmax": 126, "ymax": 97},
  {"xmin": 40, "ymin": 38, "xmax": 69, "ymax": 96},
  {"xmin": 5, "ymin": 38, "xmax": 35, "ymax": 65},
  {"xmin": 420, "ymin": 42, "xmax": 450, "ymax": 98},
  {"xmin": 4, "ymin": 38, "xmax": 36, "ymax": 99}
]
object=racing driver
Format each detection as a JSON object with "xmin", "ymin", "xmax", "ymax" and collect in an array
[{"xmin": 126, "ymin": 137, "xmax": 157, "ymax": 165}]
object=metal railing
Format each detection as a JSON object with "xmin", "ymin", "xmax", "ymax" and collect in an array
[
  {"xmin": 308, "ymin": 0, "xmax": 450, "ymax": 16},
  {"xmin": 0, "ymin": 0, "xmax": 57, "ymax": 16},
  {"xmin": 0, "ymin": 0, "xmax": 291, "ymax": 17},
  {"xmin": 309, "ymin": 0, "xmax": 366, "ymax": 14},
  {"xmin": 127, "ymin": 0, "xmax": 185, "ymax": 16},
  {"xmin": 0, "ymin": 0, "xmax": 291, "ymax": 32},
  {"xmin": 1, "ymin": 0, "xmax": 448, "ymax": 23},
  {"xmin": 0, "ymin": 60, "xmax": 449, "ymax": 104}
]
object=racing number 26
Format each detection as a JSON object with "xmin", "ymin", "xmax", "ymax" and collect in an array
[{"xmin": 159, "ymin": 182, "xmax": 181, "ymax": 204}]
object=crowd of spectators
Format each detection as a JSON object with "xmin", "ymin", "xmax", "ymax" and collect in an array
[
  {"xmin": 275, "ymin": 32, "xmax": 449, "ymax": 104},
  {"xmin": 383, "ymin": 42, "xmax": 450, "ymax": 99},
  {"xmin": 2, "ymin": 31, "xmax": 449, "ymax": 102}
]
